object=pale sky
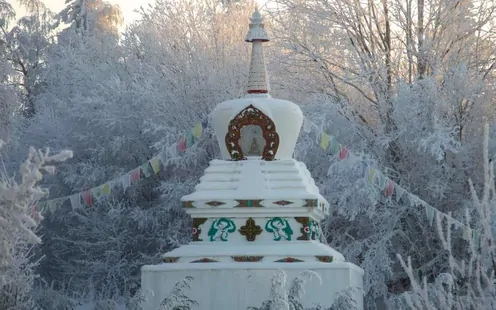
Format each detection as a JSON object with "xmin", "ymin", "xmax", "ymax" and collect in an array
[
  {"xmin": 14, "ymin": 0, "xmax": 153, "ymax": 25},
  {"xmin": 13, "ymin": 0, "xmax": 268, "ymax": 26}
]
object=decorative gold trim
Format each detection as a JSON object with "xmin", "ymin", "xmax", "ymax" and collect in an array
[
  {"xmin": 231, "ymin": 256, "xmax": 264, "ymax": 262},
  {"xmin": 205, "ymin": 201, "xmax": 225, "ymax": 207},
  {"xmin": 274, "ymin": 200, "xmax": 294, "ymax": 206},
  {"xmin": 183, "ymin": 201, "xmax": 194, "ymax": 208},
  {"xmin": 225, "ymin": 105, "xmax": 279, "ymax": 161},
  {"xmin": 295, "ymin": 217, "xmax": 320, "ymax": 240},
  {"xmin": 185, "ymin": 199, "xmax": 309, "ymax": 208},
  {"xmin": 295, "ymin": 217, "xmax": 310, "ymax": 240},
  {"xmin": 275, "ymin": 257, "xmax": 304, "ymax": 263},
  {"xmin": 190, "ymin": 258, "xmax": 219, "ymax": 263},
  {"xmin": 316, "ymin": 256, "xmax": 333, "ymax": 263},
  {"xmin": 163, "ymin": 257, "xmax": 179, "ymax": 263},
  {"xmin": 235, "ymin": 199, "xmax": 263, "ymax": 207},
  {"xmin": 302, "ymin": 199, "xmax": 318, "ymax": 207},
  {"xmin": 192, "ymin": 218, "xmax": 208, "ymax": 241},
  {"xmin": 239, "ymin": 217, "xmax": 263, "ymax": 241}
]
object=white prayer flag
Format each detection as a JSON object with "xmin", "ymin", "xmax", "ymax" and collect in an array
[
  {"xmin": 425, "ymin": 205, "xmax": 435, "ymax": 226},
  {"xmin": 121, "ymin": 174, "xmax": 131, "ymax": 190},
  {"xmin": 70, "ymin": 194, "xmax": 81, "ymax": 210},
  {"xmin": 303, "ymin": 117, "xmax": 312, "ymax": 133},
  {"xmin": 395, "ymin": 186, "xmax": 406, "ymax": 202}
]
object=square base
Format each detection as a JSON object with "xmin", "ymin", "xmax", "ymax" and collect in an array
[{"xmin": 141, "ymin": 262, "xmax": 363, "ymax": 309}]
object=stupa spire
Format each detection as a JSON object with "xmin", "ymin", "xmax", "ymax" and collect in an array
[{"xmin": 245, "ymin": 7, "xmax": 270, "ymax": 96}]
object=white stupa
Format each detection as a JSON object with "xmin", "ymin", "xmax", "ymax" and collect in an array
[{"xmin": 141, "ymin": 8, "xmax": 363, "ymax": 309}]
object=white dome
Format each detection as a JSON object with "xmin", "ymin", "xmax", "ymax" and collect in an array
[{"xmin": 211, "ymin": 96, "xmax": 303, "ymax": 160}]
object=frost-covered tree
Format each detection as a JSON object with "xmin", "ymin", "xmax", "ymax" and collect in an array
[
  {"xmin": 268, "ymin": 0, "xmax": 496, "ymax": 144},
  {"xmin": 251, "ymin": 270, "xmax": 360, "ymax": 310},
  {"xmin": 157, "ymin": 276, "xmax": 198, "ymax": 310},
  {"xmin": 0, "ymin": 145, "xmax": 72, "ymax": 310},
  {"xmin": 123, "ymin": 0, "xmax": 254, "ymax": 139},
  {"xmin": 396, "ymin": 124, "xmax": 496, "ymax": 309},
  {"xmin": 0, "ymin": 1, "xmax": 18, "ymax": 138},
  {"xmin": 60, "ymin": 0, "xmax": 123, "ymax": 37},
  {"xmin": 0, "ymin": 58, "xmax": 17, "ymax": 141},
  {"xmin": 5, "ymin": 0, "xmax": 258, "ymax": 304},
  {"xmin": 264, "ymin": 0, "xmax": 496, "ymax": 307},
  {"xmin": 1, "ymin": 0, "xmax": 55, "ymax": 117},
  {"xmin": 258, "ymin": 271, "xmax": 291, "ymax": 310},
  {"xmin": 6, "ymin": 0, "xmax": 496, "ymax": 308}
]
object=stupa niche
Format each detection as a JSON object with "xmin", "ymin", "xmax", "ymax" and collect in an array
[
  {"xmin": 140, "ymin": 8, "xmax": 364, "ymax": 310},
  {"xmin": 241, "ymin": 125, "xmax": 264, "ymax": 157}
]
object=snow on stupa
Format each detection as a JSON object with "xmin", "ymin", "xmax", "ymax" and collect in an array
[{"xmin": 140, "ymin": 8, "xmax": 364, "ymax": 309}]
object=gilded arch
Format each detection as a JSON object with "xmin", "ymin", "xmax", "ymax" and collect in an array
[{"xmin": 225, "ymin": 105, "xmax": 279, "ymax": 161}]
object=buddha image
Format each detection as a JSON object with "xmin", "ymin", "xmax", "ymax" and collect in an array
[{"xmin": 239, "ymin": 125, "xmax": 265, "ymax": 157}]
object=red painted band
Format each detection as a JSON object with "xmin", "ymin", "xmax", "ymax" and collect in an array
[{"xmin": 247, "ymin": 89, "xmax": 269, "ymax": 94}]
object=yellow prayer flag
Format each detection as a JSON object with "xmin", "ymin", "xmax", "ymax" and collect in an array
[
  {"xmin": 320, "ymin": 132, "xmax": 330, "ymax": 150},
  {"xmin": 102, "ymin": 183, "xmax": 111, "ymax": 195},
  {"xmin": 367, "ymin": 168, "xmax": 376, "ymax": 184},
  {"xmin": 192, "ymin": 123, "xmax": 202, "ymax": 138},
  {"xmin": 150, "ymin": 157, "xmax": 161, "ymax": 174}
]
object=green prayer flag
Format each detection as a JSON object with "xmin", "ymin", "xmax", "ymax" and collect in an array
[
  {"xmin": 186, "ymin": 132, "xmax": 195, "ymax": 147},
  {"xmin": 329, "ymin": 137, "xmax": 340, "ymax": 155},
  {"xmin": 140, "ymin": 163, "xmax": 152, "ymax": 178}
]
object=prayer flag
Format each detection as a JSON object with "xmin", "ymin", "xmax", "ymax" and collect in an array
[
  {"xmin": 140, "ymin": 163, "xmax": 152, "ymax": 178},
  {"xmin": 330, "ymin": 138, "xmax": 340, "ymax": 155},
  {"xmin": 425, "ymin": 205, "xmax": 435, "ymax": 226},
  {"xmin": 192, "ymin": 123, "xmax": 202, "ymax": 138},
  {"xmin": 130, "ymin": 168, "xmax": 141, "ymax": 182},
  {"xmin": 186, "ymin": 132, "xmax": 195, "ymax": 147},
  {"xmin": 102, "ymin": 183, "xmax": 111, "ymax": 195},
  {"xmin": 70, "ymin": 194, "xmax": 81, "ymax": 209},
  {"xmin": 201, "ymin": 118, "xmax": 209, "ymax": 129},
  {"xmin": 303, "ymin": 117, "xmax": 312, "ymax": 133},
  {"xmin": 82, "ymin": 190, "xmax": 92, "ymax": 207},
  {"xmin": 339, "ymin": 146, "xmax": 349, "ymax": 160},
  {"xmin": 121, "ymin": 174, "xmax": 131, "ymax": 190},
  {"xmin": 395, "ymin": 186, "xmax": 406, "ymax": 202},
  {"xmin": 366, "ymin": 167, "xmax": 376, "ymax": 184},
  {"xmin": 385, "ymin": 179, "xmax": 394, "ymax": 197},
  {"xmin": 320, "ymin": 132, "xmax": 330, "ymax": 150},
  {"xmin": 177, "ymin": 137, "xmax": 187, "ymax": 152},
  {"xmin": 150, "ymin": 157, "xmax": 161, "ymax": 174}
]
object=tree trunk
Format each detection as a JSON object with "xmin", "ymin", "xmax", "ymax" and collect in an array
[
  {"xmin": 417, "ymin": 0, "xmax": 426, "ymax": 78},
  {"xmin": 406, "ymin": 0, "xmax": 413, "ymax": 84}
]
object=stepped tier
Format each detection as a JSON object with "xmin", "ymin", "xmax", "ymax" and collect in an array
[
  {"xmin": 187, "ymin": 215, "xmax": 323, "ymax": 243},
  {"xmin": 182, "ymin": 158, "xmax": 329, "ymax": 213},
  {"xmin": 161, "ymin": 241, "xmax": 344, "ymax": 264},
  {"xmin": 181, "ymin": 159, "xmax": 330, "ymax": 244}
]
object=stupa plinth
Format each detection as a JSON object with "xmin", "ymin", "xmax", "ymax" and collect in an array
[{"xmin": 141, "ymin": 8, "xmax": 363, "ymax": 309}]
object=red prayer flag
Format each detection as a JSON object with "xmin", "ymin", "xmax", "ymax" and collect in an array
[
  {"xmin": 339, "ymin": 146, "xmax": 349, "ymax": 160},
  {"xmin": 82, "ymin": 190, "xmax": 93, "ymax": 206},
  {"xmin": 177, "ymin": 137, "xmax": 187, "ymax": 152},
  {"xmin": 130, "ymin": 168, "xmax": 141, "ymax": 183},
  {"xmin": 385, "ymin": 179, "xmax": 395, "ymax": 197}
]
